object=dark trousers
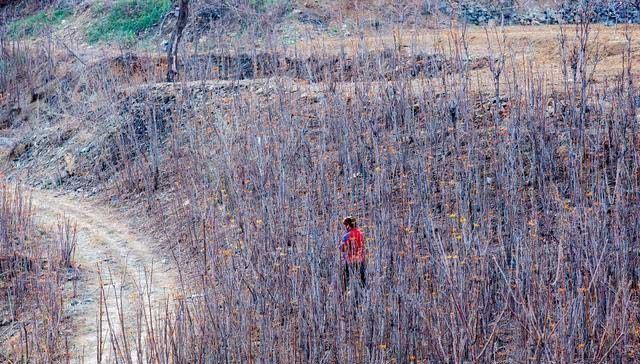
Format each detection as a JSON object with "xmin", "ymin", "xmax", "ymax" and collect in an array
[{"xmin": 342, "ymin": 261, "xmax": 367, "ymax": 292}]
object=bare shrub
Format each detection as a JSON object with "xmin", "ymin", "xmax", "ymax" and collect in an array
[
  {"xmin": 56, "ymin": 216, "xmax": 76, "ymax": 268},
  {"xmin": 1, "ymin": 2, "xmax": 639, "ymax": 363},
  {"xmin": 0, "ymin": 187, "xmax": 73, "ymax": 361},
  {"xmin": 92, "ymin": 23, "xmax": 640, "ymax": 363}
]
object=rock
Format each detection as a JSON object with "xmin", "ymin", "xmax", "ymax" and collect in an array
[
  {"xmin": 0, "ymin": 137, "xmax": 17, "ymax": 159},
  {"xmin": 196, "ymin": 3, "xmax": 229, "ymax": 23},
  {"xmin": 298, "ymin": 9, "xmax": 328, "ymax": 27},
  {"xmin": 0, "ymin": 106, "xmax": 20, "ymax": 130},
  {"xmin": 64, "ymin": 152, "xmax": 76, "ymax": 176},
  {"xmin": 10, "ymin": 141, "xmax": 29, "ymax": 159}
]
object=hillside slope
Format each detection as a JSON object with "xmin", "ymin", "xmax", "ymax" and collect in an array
[{"xmin": 2, "ymin": 2, "xmax": 640, "ymax": 363}]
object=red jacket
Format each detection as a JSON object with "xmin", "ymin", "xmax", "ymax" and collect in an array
[{"xmin": 341, "ymin": 228, "xmax": 366, "ymax": 263}]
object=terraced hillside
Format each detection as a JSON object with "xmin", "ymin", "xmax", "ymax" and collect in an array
[{"xmin": 1, "ymin": 1, "xmax": 640, "ymax": 363}]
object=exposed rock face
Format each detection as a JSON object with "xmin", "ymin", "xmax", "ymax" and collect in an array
[{"xmin": 435, "ymin": 0, "xmax": 640, "ymax": 25}]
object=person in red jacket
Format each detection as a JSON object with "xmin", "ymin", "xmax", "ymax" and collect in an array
[{"xmin": 340, "ymin": 216, "xmax": 367, "ymax": 292}]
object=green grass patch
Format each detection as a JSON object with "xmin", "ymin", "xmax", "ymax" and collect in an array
[
  {"xmin": 7, "ymin": 8, "xmax": 73, "ymax": 38},
  {"xmin": 87, "ymin": 0, "xmax": 172, "ymax": 44}
]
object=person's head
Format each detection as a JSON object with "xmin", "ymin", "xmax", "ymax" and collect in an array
[{"xmin": 343, "ymin": 216, "xmax": 356, "ymax": 231}]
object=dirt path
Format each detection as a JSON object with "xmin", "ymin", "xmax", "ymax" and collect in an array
[{"xmin": 29, "ymin": 189, "xmax": 177, "ymax": 364}]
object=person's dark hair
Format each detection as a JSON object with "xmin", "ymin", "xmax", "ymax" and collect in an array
[{"xmin": 343, "ymin": 216, "xmax": 356, "ymax": 228}]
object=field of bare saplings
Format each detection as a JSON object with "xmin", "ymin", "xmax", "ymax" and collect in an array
[
  {"xmin": 94, "ymin": 25, "xmax": 640, "ymax": 363},
  {"xmin": 1, "ymin": 3, "xmax": 640, "ymax": 363}
]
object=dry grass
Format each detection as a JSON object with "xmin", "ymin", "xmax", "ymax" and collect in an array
[
  {"xmin": 2, "ymin": 15, "xmax": 640, "ymax": 364},
  {"xmin": 0, "ymin": 186, "xmax": 76, "ymax": 362}
]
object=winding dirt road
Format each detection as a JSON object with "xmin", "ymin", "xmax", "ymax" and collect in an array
[{"xmin": 30, "ymin": 189, "xmax": 177, "ymax": 364}]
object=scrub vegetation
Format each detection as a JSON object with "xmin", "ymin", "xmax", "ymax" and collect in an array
[
  {"xmin": 0, "ymin": 187, "xmax": 76, "ymax": 362},
  {"xmin": 104, "ymin": 24, "xmax": 640, "ymax": 362},
  {"xmin": 0, "ymin": 0, "xmax": 639, "ymax": 363},
  {"xmin": 86, "ymin": 0, "xmax": 172, "ymax": 43},
  {"xmin": 6, "ymin": 7, "xmax": 72, "ymax": 38}
]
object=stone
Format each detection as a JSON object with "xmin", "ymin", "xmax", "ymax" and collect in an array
[
  {"xmin": 64, "ymin": 152, "xmax": 76, "ymax": 176},
  {"xmin": 10, "ymin": 141, "xmax": 29, "ymax": 159},
  {"xmin": 298, "ymin": 9, "xmax": 328, "ymax": 27},
  {"xmin": 0, "ymin": 137, "xmax": 17, "ymax": 160}
]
